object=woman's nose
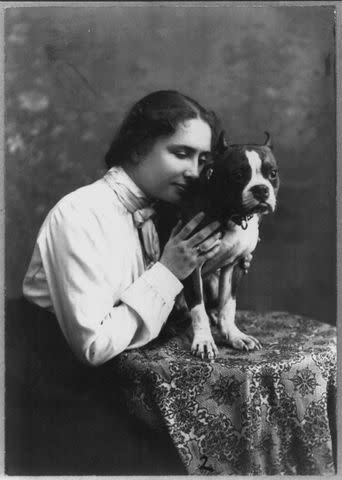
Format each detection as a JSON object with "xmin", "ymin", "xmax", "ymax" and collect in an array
[{"xmin": 184, "ymin": 159, "xmax": 199, "ymax": 179}]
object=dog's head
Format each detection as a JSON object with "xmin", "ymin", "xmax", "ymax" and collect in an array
[{"xmin": 204, "ymin": 132, "xmax": 280, "ymax": 218}]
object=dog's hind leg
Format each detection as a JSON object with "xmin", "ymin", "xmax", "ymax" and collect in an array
[
  {"xmin": 184, "ymin": 268, "xmax": 218, "ymax": 361},
  {"xmin": 218, "ymin": 262, "xmax": 261, "ymax": 351}
]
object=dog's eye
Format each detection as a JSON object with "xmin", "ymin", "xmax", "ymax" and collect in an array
[
  {"xmin": 233, "ymin": 171, "xmax": 244, "ymax": 180},
  {"xmin": 269, "ymin": 169, "xmax": 278, "ymax": 179}
]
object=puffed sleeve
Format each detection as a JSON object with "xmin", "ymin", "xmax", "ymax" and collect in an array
[{"xmin": 37, "ymin": 200, "xmax": 183, "ymax": 366}]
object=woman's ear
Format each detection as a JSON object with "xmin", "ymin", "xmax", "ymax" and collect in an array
[{"xmin": 131, "ymin": 151, "xmax": 141, "ymax": 165}]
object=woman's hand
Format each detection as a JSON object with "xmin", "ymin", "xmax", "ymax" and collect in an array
[
  {"xmin": 160, "ymin": 212, "xmax": 222, "ymax": 280},
  {"xmin": 240, "ymin": 253, "xmax": 253, "ymax": 274}
]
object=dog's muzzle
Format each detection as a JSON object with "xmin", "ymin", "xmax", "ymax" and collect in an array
[
  {"xmin": 251, "ymin": 184, "xmax": 270, "ymax": 202},
  {"xmin": 243, "ymin": 183, "xmax": 276, "ymax": 214}
]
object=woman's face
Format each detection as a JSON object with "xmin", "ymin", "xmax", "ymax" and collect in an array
[{"xmin": 127, "ymin": 118, "xmax": 212, "ymax": 204}]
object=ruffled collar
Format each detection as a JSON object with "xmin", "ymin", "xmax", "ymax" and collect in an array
[{"xmin": 103, "ymin": 166, "xmax": 151, "ymax": 213}]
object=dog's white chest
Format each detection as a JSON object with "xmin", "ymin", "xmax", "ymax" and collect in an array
[
  {"xmin": 222, "ymin": 215, "xmax": 259, "ymax": 259},
  {"xmin": 202, "ymin": 215, "xmax": 259, "ymax": 275}
]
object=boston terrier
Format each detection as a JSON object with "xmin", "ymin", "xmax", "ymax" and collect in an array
[{"xmin": 157, "ymin": 132, "xmax": 279, "ymax": 360}]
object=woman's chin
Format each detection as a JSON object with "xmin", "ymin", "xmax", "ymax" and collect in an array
[
  {"xmin": 158, "ymin": 189, "xmax": 185, "ymax": 205},
  {"xmin": 163, "ymin": 196, "xmax": 182, "ymax": 206}
]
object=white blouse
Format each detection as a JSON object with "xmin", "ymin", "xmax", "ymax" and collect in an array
[{"xmin": 23, "ymin": 167, "xmax": 183, "ymax": 366}]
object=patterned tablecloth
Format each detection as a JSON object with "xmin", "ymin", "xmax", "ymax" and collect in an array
[{"xmin": 114, "ymin": 311, "xmax": 336, "ymax": 475}]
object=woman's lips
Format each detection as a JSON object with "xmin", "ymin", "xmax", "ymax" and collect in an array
[{"xmin": 173, "ymin": 183, "xmax": 188, "ymax": 193}]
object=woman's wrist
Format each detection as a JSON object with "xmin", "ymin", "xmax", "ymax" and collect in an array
[{"xmin": 159, "ymin": 257, "xmax": 180, "ymax": 280}]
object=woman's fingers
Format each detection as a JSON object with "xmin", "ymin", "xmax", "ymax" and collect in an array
[
  {"xmin": 170, "ymin": 219, "xmax": 183, "ymax": 237},
  {"xmin": 160, "ymin": 213, "xmax": 222, "ymax": 280},
  {"xmin": 196, "ymin": 233, "xmax": 222, "ymax": 254},
  {"xmin": 197, "ymin": 242, "xmax": 221, "ymax": 265},
  {"xmin": 240, "ymin": 253, "xmax": 253, "ymax": 272},
  {"xmin": 186, "ymin": 220, "xmax": 220, "ymax": 248},
  {"xmin": 175, "ymin": 212, "xmax": 205, "ymax": 240}
]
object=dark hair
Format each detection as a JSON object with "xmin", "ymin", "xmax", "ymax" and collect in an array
[{"xmin": 104, "ymin": 90, "xmax": 222, "ymax": 169}]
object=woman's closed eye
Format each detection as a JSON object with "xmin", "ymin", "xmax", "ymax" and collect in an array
[
  {"xmin": 173, "ymin": 150, "xmax": 189, "ymax": 159},
  {"xmin": 170, "ymin": 147, "xmax": 211, "ymax": 167}
]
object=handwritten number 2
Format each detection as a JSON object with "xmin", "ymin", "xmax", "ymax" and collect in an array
[{"xmin": 200, "ymin": 455, "xmax": 214, "ymax": 473}]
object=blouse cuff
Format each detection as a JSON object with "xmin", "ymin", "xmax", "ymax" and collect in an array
[
  {"xmin": 119, "ymin": 261, "xmax": 183, "ymax": 338},
  {"xmin": 144, "ymin": 261, "xmax": 183, "ymax": 302}
]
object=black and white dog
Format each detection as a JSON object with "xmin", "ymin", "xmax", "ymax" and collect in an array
[{"xmin": 158, "ymin": 132, "xmax": 279, "ymax": 360}]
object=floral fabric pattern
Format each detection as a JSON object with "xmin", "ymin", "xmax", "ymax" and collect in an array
[{"xmin": 114, "ymin": 311, "xmax": 336, "ymax": 475}]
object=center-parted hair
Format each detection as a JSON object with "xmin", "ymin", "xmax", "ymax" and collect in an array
[{"xmin": 104, "ymin": 90, "xmax": 222, "ymax": 169}]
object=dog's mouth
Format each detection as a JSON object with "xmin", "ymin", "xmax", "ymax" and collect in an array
[
  {"xmin": 238, "ymin": 201, "xmax": 274, "ymax": 217},
  {"xmin": 251, "ymin": 202, "xmax": 273, "ymax": 214}
]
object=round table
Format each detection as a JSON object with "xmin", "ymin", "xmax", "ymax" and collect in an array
[{"xmin": 115, "ymin": 310, "xmax": 336, "ymax": 475}]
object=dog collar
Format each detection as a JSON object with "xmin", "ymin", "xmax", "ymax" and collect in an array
[{"xmin": 230, "ymin": 214, "xmax": 253, "ymax": 230}]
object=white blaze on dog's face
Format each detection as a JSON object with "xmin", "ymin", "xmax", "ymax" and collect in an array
[{"xmin": 242, "ymin": 149, "xmax": 278, "ymax": 214}]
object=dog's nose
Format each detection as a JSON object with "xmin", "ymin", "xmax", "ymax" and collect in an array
[{"xmin": 251, "ymin": 184, "xmax": 269, "ymax": 201}]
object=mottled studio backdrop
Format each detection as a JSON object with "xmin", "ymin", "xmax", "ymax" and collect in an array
[{"xmin": 5, "ymin": 5, "xmax": 336, "ymax": 324}]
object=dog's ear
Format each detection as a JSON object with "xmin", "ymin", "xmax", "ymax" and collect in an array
[
  {"xmin": 215, "ymin": 131, "xmax": 229, "ymax": 155},
  {"xmin": 264, "ymin": 131, "xmax": 273, "ymax": 150}
]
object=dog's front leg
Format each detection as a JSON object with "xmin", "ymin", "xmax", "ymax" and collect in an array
[
  {"xmin": 219, "ymin": 263, "xmax": 261, "ymax": 351},
  {"xmin": 184, "ymin": 268, "xmax": 218, "ymax": 361}
]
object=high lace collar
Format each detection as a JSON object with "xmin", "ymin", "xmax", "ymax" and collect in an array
[{"xmin": 103, "ymin": 166, "xmax": 152, "ymax": 213}]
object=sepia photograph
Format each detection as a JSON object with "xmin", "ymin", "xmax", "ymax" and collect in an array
[{"xmin": 4, "ymin": 1, "xmax": 338, "ymax": 476}]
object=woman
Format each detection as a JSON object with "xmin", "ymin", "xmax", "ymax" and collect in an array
[{"xmin": 23, "ymin": 90, "xmax": 224, "ymax": 367}]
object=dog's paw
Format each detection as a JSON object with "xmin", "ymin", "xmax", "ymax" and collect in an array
[
  {"xmin": 191, "ymin": 329, "xmax": 219, "ymax": 361},
  {"xmin": 221, "ymin": 326, "xmax": 262, "ymax": 351}
]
